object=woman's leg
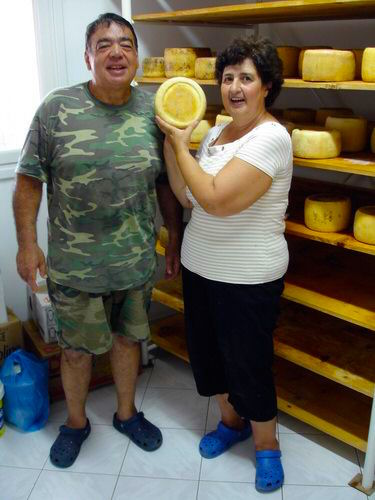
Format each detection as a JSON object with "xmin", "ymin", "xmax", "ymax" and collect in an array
[
  {"xmin": 251, "ymin": 418, "xmax": 279, "ymax": 451},
  {"xmin": 216, "ymin": 393, "xmax": 246, "ymax": 430}
]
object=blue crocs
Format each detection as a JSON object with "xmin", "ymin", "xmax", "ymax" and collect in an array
[
  {"xmin": 50, "ymin": 419, "xmax": 91, "ymax": 468},
  {"xmin": 199, "ymin": 421, "xmax": 252, "ymax": 459},
  {"xmin": 255, "ymin": 449, "xmax": 284, "ymax": 492},
  {"xmin": 113, "ymin": 412, "xmax": 162, "ymax": 451}
]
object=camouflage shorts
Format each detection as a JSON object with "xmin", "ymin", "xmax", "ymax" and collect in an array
[{"xmin": 47, "ymin": 279, "xmax": 153, "ymax": 355}]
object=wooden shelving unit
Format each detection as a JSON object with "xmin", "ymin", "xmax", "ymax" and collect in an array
[{"xmin": 134, "ymin": 0, "xmax": 375, "ymax": 492}]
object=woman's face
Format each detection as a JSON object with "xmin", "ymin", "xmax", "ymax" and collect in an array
[{"xmin": 220, "ymin": 58, "xmax": 268, "ymax": 123}]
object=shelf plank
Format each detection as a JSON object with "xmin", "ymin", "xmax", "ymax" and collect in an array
[
  {"xmin": 136, "ymin": 76, "xmax": 375, "ymax": 92},
  {"xmin": 133, "ymin": 1, "xmax": 375, "ymax": 25},
  {"xmin": 285, "ymin": 219, "xmax": 375, "ymax": 256},
  {"xmin": 151, "ymin": 275, "xmax": 184, "ymax": 313},
  {"xmin": 148, "ymin": 314, "xmax": 372, "ymax": 450}
]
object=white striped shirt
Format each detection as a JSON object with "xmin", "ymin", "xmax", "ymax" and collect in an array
[{"xmin": 181, "ymin": 121, "xmax": 293, "ymax": 284}]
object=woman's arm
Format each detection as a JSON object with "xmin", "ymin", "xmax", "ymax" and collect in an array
[{"xmin": 163, "ymin": 138, "xmax": 192, "ymax": 209}]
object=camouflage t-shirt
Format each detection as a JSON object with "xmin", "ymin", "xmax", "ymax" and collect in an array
[{"xmin": 17, "ymin": 83, "xmax": 164, "ymax": 293}]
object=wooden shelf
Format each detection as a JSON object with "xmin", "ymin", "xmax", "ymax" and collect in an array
[
  {"xmin": 133, "ymin": 1, "xmax": 375, "ymax": 25},
  {"xmin": 155, "ymin": 239, "xmax": 375, "ymax": 331},
  {"xmin": 136, "ymin": 76, "xmax": 375, "ymax": 92},
  {"xmin": 285, "ymin": 219, "xmax": 375, "ymax": 256},
  {"xmin": 149, "ymin": 313, "xmax": 372, "ymax": 451}
]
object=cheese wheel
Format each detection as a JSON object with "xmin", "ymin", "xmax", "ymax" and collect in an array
[
  {"xmin": 352, "ymin": 49, "xmax": 364, "ymax": 80},
  {"xmin": 315, "ymin": 108, "xmax": 353, "ymax": 126},
  {"xmin": 142, "ymin": 57, "xmax": 165, "ymax": 77},
  {"xmin": 302, "ymin": 49, "xmax": 355, "ymax": 82},
  {"xmin": 371, "ymin": 128, "xmax": 375, "ymax": 153},
  {"xmin": 292, "ymin": 129, "xmax": 341, "ymax": 159},
  {"xmin": 190, "ymin": 119, "xmax": 214, "ymax": 143},
  {"xmin": 155, "ymin": 77, "xmax": 207, "ymax": 128},
  {"xmin": 277, "ymin": 46, "xmax": 300, "ymax": 77},
  {"xmin": 304, "ymin": 195, "xmax": 351, "ymax": 232},
  {"xmin": 195, "ymin": 57, "xmax": 216, "ymax": 80},
  {"xmin": 283, "ymin": 108, "xmax": 316, "ymax": 123},
  {"xmin": 164, "ymin": 48, "xmax": 211, "ymax": 78},
  {"xmin": 362, "ymin": 47, "xmax": 375, "ymax": 82},
  {"xmin": 325, "ymin": 116, "xmax": 367, "ymax": 152},
  {"xmin": 215, "ymin": 114, "xmax": 233, "ymax": 126},
  {"xmin": 353, "ymin": 206, "xmax": 375, "ymax": 245},
  {"xmin": 298, "ymin": 46, "xmax": 331, "ymax": 77}
]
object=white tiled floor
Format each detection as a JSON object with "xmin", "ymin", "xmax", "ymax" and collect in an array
[{"xmin": 0, "ymin": 349, "xmax": 372, "ymax": 500}]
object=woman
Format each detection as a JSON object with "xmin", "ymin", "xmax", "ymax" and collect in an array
[{"xmin": 156, "ymin": 36, "xmax": 292, "ymax": 493}]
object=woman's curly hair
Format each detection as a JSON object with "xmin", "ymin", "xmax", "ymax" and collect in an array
[{"xmin": 215, "ymin": 36, "xmax": 283, "ymax": 108}]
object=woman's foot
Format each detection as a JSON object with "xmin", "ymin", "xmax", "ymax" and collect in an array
[
  {"xmin": 199, "ymin": 420, "xmax": 252, "ymax": 458},
  {"xmin": 255, "ymin": 449, "xmax": 284, "ymax": 492}
]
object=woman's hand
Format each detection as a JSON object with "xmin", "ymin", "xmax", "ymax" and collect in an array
[{"xmin": 156, "ymin": 116, "xmax": 199, "ymax": 154}]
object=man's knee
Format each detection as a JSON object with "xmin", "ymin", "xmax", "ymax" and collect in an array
[
  {"xmin": 112, "ymin": 334, "xmax": 140, "ymax": 350},
  {"xmin": 62, "ymin": 348, "xmax": 92, "ymax": 366}
]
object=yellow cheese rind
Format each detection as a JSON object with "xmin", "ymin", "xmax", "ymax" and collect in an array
[
  {"xmin": 302, "ymin": 49, "xmax": 355, "ymax": 82},
  {"xmin": 353, "ymin": 206, "xmax": 375, "ymax": 245},
  {"xmin": 315, "ymin": 108, "xmax": 353, "ymax": 126},
  {"xmin": 277, "ymin": 46, "xmax": 300, "ymax": 77},
  {"xmin": 325, "ymin": 116, "xmax": 367, "ymax": 152},
  {"xmin": 362, "ymin": 47, "xmax": 375, "ymax": 82},
  {"xmin": 195, "ymin": 57, "xmax": 216, "ymax": 80},
  {"xmin": 304, "ymin": 194, "xmax": 351, "ymax": 232},
  {"xmin": 215, "ymin": 114, "xmax": 233, "ymax": 126},
  {"xmin": 283, "ymin": 108, "xmax": 316, "ymax": 124},
  {"xmin": 142, "ymin": 57, "xmax": 165, "ymax": 77},
  {"xmin": 298, "ymin": 46, "xmax": 331, "ymax": 77},
  {"xmin": 190, "ymin": 119, "xmax": 214, "ymax": 143},
  {"xmin": 164, "ymin": 48, "xmax": 211, "ymax": 78},
  {"xmin": 155, "ymin": 77, "xmax": 207, "ymax": 128},
  {"xmin": 292, "ymin": 129, "xmax": 341, "ymax": 159}
]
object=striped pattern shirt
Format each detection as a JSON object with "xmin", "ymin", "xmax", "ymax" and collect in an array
[{"xmin": 181, "ymin": 121, "xmax": 293, "ymax": 284}]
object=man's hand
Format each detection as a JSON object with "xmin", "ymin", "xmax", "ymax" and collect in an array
[
  {"xmin": 164, "ymin": 232, "xmax": 181, "ymax": 280},
  {"xmin": 16, "ymin": 244, "xmax": 47, "ymax": 292}
]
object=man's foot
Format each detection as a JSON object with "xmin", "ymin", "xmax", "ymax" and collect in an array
[
  {"xmin": 50, "ymin": 419, "xmax": 91, "ymax": 468},
  {"xmin": 113, "ymin": 412, "xmax": 162, "ymax": 451},
  {"xmin": 255, "ymin": 449, "xmax": 284, "ymax": 492},
  {"xmin": 199, "ymin": 421, "xmax": 252, "ymax": 459}
]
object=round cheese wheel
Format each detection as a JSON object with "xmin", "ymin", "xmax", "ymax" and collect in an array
[
  {"xmin": 304, "ymin": 195, "xmax": 351, "ymax": 232},
  {"xmin": 195, "ymin": 57, "xmax": 216, "ymax": 80},
  {"xmin": 315, "ymin": 108, "xmax": 353, "ymax": 126},
  {"xmin": 164, "ymin": 48, "xmax": 211, "ymax": 78},
  {"xmin": 215, "ymin": 114, "xmax": 233, "ymax": 126},
  {"xmin": 353, "ymin": 206, "xmax": 375, "ymax": 245},
  {"xmin": 362, "ymin": 47, "xmax": 375, "ymax": 82},
  {"xmin": 155, "ymin": 77, "xmax": 207, "ymax": 128},
  {"xmin": 292, "ymin": 129, "xmax": 341, "ymax": 159},
  {"xmin": 190, "ymin": 119, "xmax": 214, "ymax": 143},
  {"xmin": 352, "ymin": 49, "xmax": 364, "ymax": 80},
  {"xmin": 142, "ymin": 57, "xmax": 165, "ymax": 77},
  {"xmin": 298, "ymin": 46, "xmax": 331, "ymax": 77},
  {"xmin": 283, "ymin": 108, "xmax": 316, "ymax": 123},
  {"xmin": 325, "ymin": 116, "xmax": 367, "ymax": 152},
  {"xmin": 277, "ymin": 46, "xmax": 300, "ymax": 77},
  {"xmin": 371, "ymin": 128, "xmax": 375, "ymax": 153},
  {"xmin": 302, "ymin": 49, "xmax": 355, "ymax": 82}
]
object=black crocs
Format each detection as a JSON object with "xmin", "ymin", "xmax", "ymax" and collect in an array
[
  {"xmin": 50, "ymin": 419, "xmax": 91, "ymax": 468},
  {"xmin": 113, "ymin": 411, "xmax": 162, "ymax": 451}
]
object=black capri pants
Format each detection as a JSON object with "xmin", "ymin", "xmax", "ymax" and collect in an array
[{"xmin": 182, "ymin": 266, "xmax": 284, "ymax": 422}]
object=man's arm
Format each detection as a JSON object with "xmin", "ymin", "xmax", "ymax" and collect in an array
[
  {"xmin": 156, "ymin": 175, "xmax": 183, "ymax": 280},
  {"xmin": 13, "ymin": 174, "xmax": 47, "ymax": 292}
]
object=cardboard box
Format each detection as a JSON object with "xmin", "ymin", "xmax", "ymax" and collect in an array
[
  {"xmin": 23, "ymin": 320, "xmax": 113, "ymax": 401},
  {"xmin": 0, "ymin": 309, "xmax": 24, "ymax": 366},
  {"xmin": 27, "ymin": 283, "xmax": 58, "ymax": 343}
]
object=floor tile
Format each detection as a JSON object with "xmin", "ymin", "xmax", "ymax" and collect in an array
[
  {"xmin": 148, "ymin": 351, "xmax": 195, "ymax": 389},
  {"xmin": 113, "ymin": 476, "xmax": 198, "ymax": 500},
  {"xmin": 29, "ymin": 470, "xmax": 117, "ymax": 500},
  {"xmin": 140, "ymin": 388, "xmax": 209, "ymax": 430},
  {"xmin": 278, "ymin": 411, "xmax": 324, "ymax": 435},
  {"xmin": 0, "ymin": 466, "xmax": 40, "ymax": 500},
  {"xmin": 206, "ymin": 397, "xmax": 221, "ymax": 431},
  {"xmin": 283, "ymin": 485, "xmax": 368, "ymax": 499},
  {"xmin": 44, "ymin": 424, "xmax": 129, "ymax": 474},
  {"xmin": 280, "ymin": 433, "xmax": 361, "ymax": 486},
  {"xmin": 121, "ymin": 428, "xmax": 202, "ymax": 480},
  {"xmin": 198, "ymin": 480, "xmax": 282, "ymax": 499}
]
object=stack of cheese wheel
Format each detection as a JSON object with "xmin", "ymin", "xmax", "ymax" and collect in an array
[
  {"xmin": 191, "ymin": 118, "xmax": 215, "ymax": 143},
  {"xmin": 277, "ymin": 46, "xmax": 300, "ymax": 77},
  {"xmin": 304, "ymin": 194, "xmax": 351, "ymax": 232},
  {"xmin": 315, "ymin": 108, "xmax": 353, "ymax": 126},
  {"xmin": 292, "ymin": 128, "xmax": 341, "ymax": 159},
  {"xmin": 195, "ymin": 57, "xmax": 216, "ymax": 80},
  {"xmin": 298, "ymin": 46, "xmax": 331, "ymax": 77},
  {"xmin": 155, "ymin": 77, "xmax": 207, "ymax": 128},
  {"xmin": 353, "ymin": 206, "xmax": 375, "ymax": 245},
  {"xmin": 283, "ymin": 108, "xmax": 316, "ymax": 124},
  {"xmin": 302, "ymin": 49, "xmax": 355, "ymax": 81},
  {"xmin": 142, "ymin": 57, "xmax": 165, "ymax": 77},
  {"xmin": 362, "ymin": 48, "xmax": 375, "ymax": 82},
  {"xmin": 164, "ymin": 47, "xmax": 211, "ymax": 78},
  {"xmin": 325, "ymin": 116, "xmax": 367, "ymax": 152}
]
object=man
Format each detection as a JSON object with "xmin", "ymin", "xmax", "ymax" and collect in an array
[{"xmin": 13, "ymin": 13, "xmax": 182, "ymax": 468}]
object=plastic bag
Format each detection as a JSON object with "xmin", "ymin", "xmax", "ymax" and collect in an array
[{"xmin": 0, "ymin": 349, "xmax": 49, "ymax": 432}]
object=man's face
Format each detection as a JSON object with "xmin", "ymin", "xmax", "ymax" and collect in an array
[{"xmin": 84, "ymin": 22, "xmax": 138, "ymax": 90}]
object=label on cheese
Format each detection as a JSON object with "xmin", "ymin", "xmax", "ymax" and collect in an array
[
  {"xmin": 325, "ymin": 116, "xmax": 367, "ymax": 153},
  {"xmin": 292, "ymin": 128, "xmax": 341, "ymax": 159},
  {"xmin": 362, "ymin": 47, "xmax": 375, "ymax": 82},
  {"xmin": 304, "ymin": 194, "xmax": 351, "ymax": 232},
  {"xmin": 302, "ymin": 49, "xmax": 355, "ymax": 82},
  {"xmin": 354, "ymin": 206, "xmax": 375, "ymax": 245},
  {"xmin": 155, "ymin": 77, "xmax": 207, "ymax": 128}
]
